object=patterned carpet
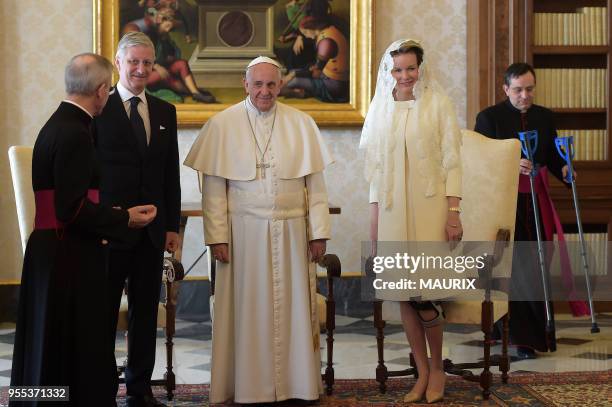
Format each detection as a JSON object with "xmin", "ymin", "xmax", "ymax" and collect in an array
[
  {"xmin": 143, "ymin": 371, "xmax": 611, "ymax": 406},
  {"xmin": 0, "ymin": 371, "xmax": 609, "ymax": 406}
]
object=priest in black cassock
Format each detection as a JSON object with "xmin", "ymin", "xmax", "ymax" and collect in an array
[
  {"xmin": 474, "ymin": 62, "xmax": 573, "ymax": 359},
  {"xmin": 10, "ymin": 53, "xmax": 157, "ymax": 407}
]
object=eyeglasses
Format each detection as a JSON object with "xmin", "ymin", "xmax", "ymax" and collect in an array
[{"xmin": 126, "ymin": 59, "xmax": 154, "ymax": 68}]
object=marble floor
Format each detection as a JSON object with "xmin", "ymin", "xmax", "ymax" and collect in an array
[{"xmin": 0, "ymin": 313, "xmax": 610, "ymax": 388}]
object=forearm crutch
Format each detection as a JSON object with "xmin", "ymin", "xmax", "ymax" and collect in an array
[
  {"xmin": 555, "ymin": 136, "xmax": 600, "ymax": 333},
  {"xmin": 518, "ymin": 131, "xmax": 555, "ymax": 346}
]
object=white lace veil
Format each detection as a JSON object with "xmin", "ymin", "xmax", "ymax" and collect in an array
[{"xmin": 359, "ymin": 39, "xmax": 441, "ymax": 207}]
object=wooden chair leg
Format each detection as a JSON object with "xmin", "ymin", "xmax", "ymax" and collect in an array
[
  {"xmin": 374, "ymin": 301, "xmax": 388, "ymax": 393},
  {"xmin": 324, "ymin": 274, "xmax": 336, "ymax": 395},
  {"xmin": 480, "ymin": 300, "xmax": 493, "ymax": 400},
  {"xmin": 500, "ymin": 313, "xmax": 510, "ymax": 383},
  {"xmin": 317, "ymin": 254, "xmax": 340, "ymax": 395},
  {"xmin": 164, "ymin": 280, "xmax": 177, "ymax": 401},
  {"xmin": 409, "ymin": 352, "xmax": 417, "ymax": 378},
  {"xmin": 161, "ymin": 258, "xmax": 184, "ymax": 401}
]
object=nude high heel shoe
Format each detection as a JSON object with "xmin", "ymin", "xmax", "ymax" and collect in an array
[
  {"xmin": 425, "ymin": 390, "xmax": 444, "ymax": 404},
  {"xmin": 403, "ymin": 390, "xmax": 425, "ymax": 403},
  {"xmin": 425, "ymin": 370, "xmax": 445, "ymax": 403}
]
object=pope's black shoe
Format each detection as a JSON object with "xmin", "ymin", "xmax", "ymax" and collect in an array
[{"xmin": 516, "ymin": 346, "xmax": 537, "ymax": 360}]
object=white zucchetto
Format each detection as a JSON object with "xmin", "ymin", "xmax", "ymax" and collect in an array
[{"xmin": 246, "ymin": 56, "xmax": 282, "ymax": 70}]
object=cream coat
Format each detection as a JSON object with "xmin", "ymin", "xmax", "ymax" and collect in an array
[{"xmin": 371, "ymin": 95, "xmax": 462, "ymax": 301}]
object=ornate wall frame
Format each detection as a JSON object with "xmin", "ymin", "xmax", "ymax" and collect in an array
[{"xmin": 93, "ymin": 0, "xmax": 373, "ymax": 127}]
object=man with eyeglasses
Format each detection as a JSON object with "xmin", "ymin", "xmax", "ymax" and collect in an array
[
  {"xmin": 474, "ymin": 62, "xmax": 575, "ymax": 361},
  {"xmin": 94, "ymin": 31, "xmax": 180, "ymax": 407},
  {"xmin": 10, "ymin": 52, "xmax": 157, "ymax": 407}
]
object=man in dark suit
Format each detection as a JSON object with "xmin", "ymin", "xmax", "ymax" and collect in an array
[
  {"xmin": 94, "ymin": 32, "xmax": 181, "ymax": 407},
  {"xmin": 474, "ymin": 62, "xmax": 571, "ymax": 360}
]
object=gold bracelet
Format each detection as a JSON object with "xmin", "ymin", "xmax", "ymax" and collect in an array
[{"xmin": 448, "ymin": 206, "xmax": 461, "ymax": 213}]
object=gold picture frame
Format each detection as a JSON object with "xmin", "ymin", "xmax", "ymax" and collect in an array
[{"xmin": 93, "ymin": 0, "xmax": 373, "ymax": 127}]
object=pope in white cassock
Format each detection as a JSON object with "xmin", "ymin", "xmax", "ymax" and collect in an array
[{"xmin": 184, "ymin": 56, "xmax": 333, "ymax": 404}]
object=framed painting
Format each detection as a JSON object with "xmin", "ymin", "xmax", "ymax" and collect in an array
[{"xmin": 93, "ymin": 0, "xmax": 373, "ymax": 127}]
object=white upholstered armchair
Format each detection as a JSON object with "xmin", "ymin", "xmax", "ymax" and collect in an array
[{"xmin": 8, "ymin": 146, "xmax": 35, "ymax": 256}]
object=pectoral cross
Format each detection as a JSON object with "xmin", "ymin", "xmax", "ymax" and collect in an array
[{"xmin": 257, "ymin": 160, "xmax": 270, "ymax": 178}]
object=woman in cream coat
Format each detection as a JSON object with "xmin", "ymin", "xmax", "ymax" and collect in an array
[{"xmin": 360, "ymin": 39, "xmax": 463, "ymax": 403}]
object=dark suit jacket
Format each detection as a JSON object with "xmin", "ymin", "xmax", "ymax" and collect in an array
[
  {"xmin": 93, "ymin": 89, "xmax": 181, "ymax": 250},
  {"xmin": 474, "ymin": 99, "xmax": 566, "ymax": 182}
]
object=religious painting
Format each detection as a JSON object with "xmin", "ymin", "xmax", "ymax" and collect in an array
[{"xmin": 94, "ymin": 0, "xmax": 372, "ymax": 126}]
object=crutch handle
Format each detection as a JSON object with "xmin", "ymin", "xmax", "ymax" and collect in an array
[
  {"xmin": 518, "ymin": 130, "xmax": 539, "ymax": 176},
  {"xmin": 555, "ymin": 136, "xmax": 576, "ymax": 183}
]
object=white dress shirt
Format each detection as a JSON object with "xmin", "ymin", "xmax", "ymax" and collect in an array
[{"xmin": 115, "ymin": 82, "xmax": 151, "ymax": 144}]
